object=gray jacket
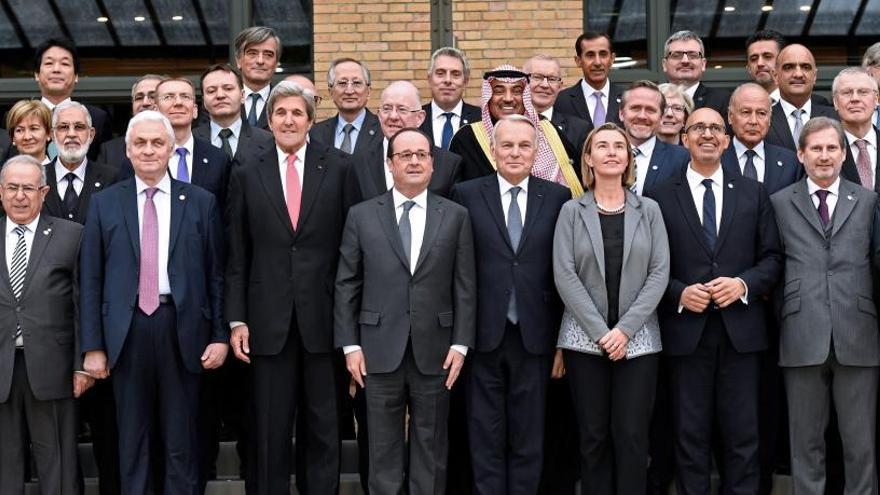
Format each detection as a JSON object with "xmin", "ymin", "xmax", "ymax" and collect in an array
[{"xmin": 553, "ymin": 190, "xmax": 670, "ymax": 357}]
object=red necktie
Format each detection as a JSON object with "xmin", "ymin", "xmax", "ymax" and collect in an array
[{"xmin": 286, "ymin": 154, "xmax": 302, "ymax": 229}]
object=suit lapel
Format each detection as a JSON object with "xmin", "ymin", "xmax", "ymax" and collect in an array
[
  {"xmin": 771, "ymin": 105, "xmax": 796, "ymax": 151},
  {"xmin": 0, "ymin": 218, "xmax": 11, "ymax": 298},
  {"xmin": 577, "ymin": 192, "xmax": 605, "ymax": 280},
  {"xmin": 43, "ymin": 161, "xmax": 64, "ymax": 217},
  {"xmin": 168, "ymin": 180, "xmax": 188, "ymax": 257},
  {"xmin": 790, "ymin": 180, "xmax": 825, "ymax": 237},
  {"xmin": 518, "ymin": 180, "xmax": 546, "ymax": 252},
  {"xmin": 480, "ymin": 177, "xmax": 513, "ymax": 252},
  {"xmin": 414, "ymin": 195, "xmax": 445, "ymax": 275},
  {"xmin": 715, "ymin": 173, "xmax": 737, "ymax": 252},
  {"xmin": 376, "ymin": 193, "xmax": 410, "ymax": 271},
  {"xmin": 121, "ymin": 180, "xmax": 141, "ymax": 259},
  {"xmin": 570, "ymin": 83, "xmax": 590, "ymax": 121},
  {"xmin": 762, "ymin": 145, "xmax": 781, "ymax": 192},
  {"xmin": 255, "ymin": 149, "xmax": 295, "ymax": 238},
  {"xmin": 644, "ymin": 142, "xmax": 664, "ymax": 190},
  {"xmin": 235, "ymin": 125, "xmax": 252, "ymax": 161},
  {"xmin": 297, "ymin": 145, "xmax": 327, "ymax": 233},
  {"xmin": 831, "ymin": 181, "xmax": 858, "ymax": 237},
  {"xmin": 191, "ymin": 140, "xmax": 208, "ymax": 185},
  {"xmin": 621, "ymin": 192, "xmax": 642, "ymax": 267},
  {"xmin": 20, "ymin": 216, "xmax": 52, "ymax": 300},
  {"xmin": 673, "ymin": 178, "xmax": 713, "ymax": 256},
  {"xmin": 78, "ymin": 164, "xmax": 107, "ymax": 223},
  {"xmin": 369, "ymin": 145, "xmax": 388, "ymax": 195},
  {"xmin": 720, "ymin": 146, "xmax": 741, "ymax": 178}
]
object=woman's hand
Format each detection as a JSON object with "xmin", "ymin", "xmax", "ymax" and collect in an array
[
  {"xmin": 551, "ymin": 349, "xmax": 566, "ymax": 378},
  {"xmin": 598, "ymin": 328, "xmax": 629, "ymax": 361}
]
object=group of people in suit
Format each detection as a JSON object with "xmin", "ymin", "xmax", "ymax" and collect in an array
[{"xmin": 4, "ymin": 20, "xmax": 880, "ymax": 495}]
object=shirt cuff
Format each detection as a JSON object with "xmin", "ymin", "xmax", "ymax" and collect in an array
[
  {"xmin": 74, "ymin": 370, "xmax": 93, "ymax": 377},
  {"xmin": 677, "ymin": 304, "xmax": 684, "ymax": 314},
  {"xmin": 343, "ymin": 345, "xmax": 362, "ymax": 355},
  {"xmin": 229, "ymin": 321, "xmax": 245, "ymax": 330},
  {"xmin": 736, "ymin": 277, "xmax": 749, "ymax": 305},
  {"xmin": 451, "ymin": 345, "xmax": 468, "ymax": 356}
]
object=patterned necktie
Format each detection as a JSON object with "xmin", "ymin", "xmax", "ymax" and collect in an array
[
  {"xmin": 815, "ymin": 189, "xmax": 830, "ymax": 227},
  {"xmin": 791, "ymin": 109, "xmax": 805, "ymax": 143},
  {"xmin": 62, "ymin": 172, "xmax": 79, "ymax": 219},
  {"xmin": 743, "ymin": 149, "xmax": 758, "ymax": 181},
  {"xmin": 507, "ymin": 187, "xmax": 523, "ymax": 324},
  {"xmin": 218, "ymin": 128, "xmax": 234, "ymax": 159},
  {"xmin": 630, "ymin": 147, "xmax": 641, "ymax": 193},
  {"xmin": 175, "ymin": 147, "xmax": 189, "ymax": 183},
  {"xmin": 248, "ymin": 93, "xmax": 260, "ymax": 128},
  {"xmin": 340, "ymin": 123, "xmax": 355, "ymax": 154},
  {"xmin": 855, "ymin": 139, "xmax": 873, "ymax": 190},
  {"xmin": 701, "ymin": 178, "xmax": 717, "ymax": 250},
  {"xmin": 592, "ymin": 92, "xmax": 606, "ymax": 126},
  {"xmin": 138, "ymin": 188, "xmax": 159, "ymax": 315},
  {"xmin": 286, "ymin": 154, "xmax": 302, "ymax": 229},
  {"xmin": 399, "ymin": 201, "xmax": 416, "ymax": 268},
  {"xmin": 10, "ymin": 225, "xmax": 26, "ymax": 343},
  {"xmin": 441, "ymin": 112, "xmax": 455, "ymax": 150}
]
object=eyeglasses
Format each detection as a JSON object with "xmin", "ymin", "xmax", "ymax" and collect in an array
[
  {"xmin": 666, "ymin": 51, "xmax": 703, "ymax": 61},
  {"xmin": 379, "ymin": 105, "xmax": 421, "ymax": 116},
  {"xmin": 529, "ymin": 74, "xmax": 562, "ymax": 84},
  {"xmin": 685, "ymin": 123, "xmax": 726, "ymax": 136},
  {"xmin": 664, "ymin": 104, "xmax": 687, "ymax": 115},
  {"xmin": 835, "ymin": 88, "xmax": 878, "ymax": 99},
  {"xmin": 392, "ymin": 150, "xmax": 432, "ymax": 162},
  {"xmin": 159, "ymin": 93, "xmax": 194, "ymax": 104},
  {"xmin": 54, "ymin": 123, "xmax": 89, "ymax": 134},
  {"xmin": 2, "ymin": 184, "xmax": 41, "ymax": 195},
  {"xmin": 332, "ymin": 80, "xmax": 368, "ymax": 90}
]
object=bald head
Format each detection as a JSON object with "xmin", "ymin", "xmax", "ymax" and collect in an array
[
  {"xmin": 378, "ymin": 81, "xmax": 426, "ymax": 138},
  {"xmin": 381, "ymin": 81, "xmax": 421, "ymax": 107},
  {"xmin": 776, "ymin": 44, "xmax": 817, "ymax": 107}
]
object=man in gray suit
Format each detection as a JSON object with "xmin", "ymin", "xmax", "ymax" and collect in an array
[
  {"xmin": 334, "ymin": 127, "xmax": 476, "ymax": 494},
  {"xmin": 0, "ymin": 155, "xmax": 88, "ymax": 494},
  {"xmin": 771, "ymin": 116, "xmax": 880, "ymax": 494}
]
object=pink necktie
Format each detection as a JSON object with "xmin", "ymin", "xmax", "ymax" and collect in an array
[
  {"xmin": 856, "ymin": 139, "xmax": 873, "ymax": 190},
  {"xmin": 138, "ymin": 187, "xmax": 159, "ymax": 315},
  {"xmin": 286, "ymin": 154, "xmax": 302, "ymax": 229}
]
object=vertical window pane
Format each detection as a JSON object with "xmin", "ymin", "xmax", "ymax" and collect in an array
[{"xmin": 585, "ymin": 0, "xmax": 648, "ymax": 70}]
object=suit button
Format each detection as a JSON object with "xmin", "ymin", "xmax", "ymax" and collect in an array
[
  {"xmin": 828, "ymin": 272, "xmax": 833, "ymax": 277},
  {"xmin": 15, "ymin": 307, "xmax": 20, "ymax": 313},
  {"xmin": 712, "ymin": 262, "xmax": 718, "ymax": 268},
  {"xmin": 291, "ymin": 246, "xmax": 297, "ymax": 252},
  {"xmin": 513, "ymin": 262, "xmax": 519, "ymax": 267},
  {"xmin": 505, "ymin": 289, "xmax": 511, "ymax": 295}
]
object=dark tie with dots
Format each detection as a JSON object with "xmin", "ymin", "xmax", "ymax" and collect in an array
[
  {"xmin": 702, "ymin": 178, "xmax": 716, "ymax": 251},
  {"xmin": 62, "ymin": 172, "xmax": 79, "ymax": 220}
]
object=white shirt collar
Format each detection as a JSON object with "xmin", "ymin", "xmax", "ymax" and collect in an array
[
  {"xmin": 779, "ymin": 97, "xmax": 812, "ymax": 118},
  {"xmin": 682, "ymin": 83, "xmax": 699, "ymax": 99},
  {"xmin": 5, "ymin": 214, "xmax": 40, "ymax": 235},
  {"xmin": 392, "ymin": 187, "xmax": 428, "ymax": 210},
  {"xmin": 732, "ymin": 137, "xmax": 765, "ymax": 161},
  {"xmin": 135, "ymin": 172, "xmax": 171, "ymax": 195},
  {"xmin": 54, "ymin": 157, "xmax": 88, "ymax": 184},
  {"xmin": 580, "ymin": 78, "xmax": 610, "ymax": 98},
  {"xmin": 540, "ymin": 108, "xmax": 553, "ymax": 121},
  {"xmin": 277, "ymin": 143, "xmax": 307, "ymax": 167},
  {"xmin": 210, "ymin": 118, "xmax": 243, "ymax": 140},
  {"xmin": 845, "ymin": 128, "xmax": 877, "ymax": 148},
  {"xmin": 243, "ymin": 84, "xmax": 271, "ymax": 102},
  {"xmin": 634, "ymin": 135, "xmax": 657, "ymax": 157},
  {"xmin": 807, "ymin": 176, "xmax": 840, "ymax": 197},
  {"xmin": 40, "ymin": 96, "xmax": 70, "ymax": 111},
  {"xmin": 686, "ymin": 163, "xmax": 724, "ymax": 191},
  {"xmin": 432, "ymin": 99, "xmax": 463, "ymax": 119},
  {"xmin": 497, "ymin": 173, "xmax": 529, "ymax": 196},
  {"xmin": 769, "ymin": 88, "xmax": 780, "ymax": 104}
]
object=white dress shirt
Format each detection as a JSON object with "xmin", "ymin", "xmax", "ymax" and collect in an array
[
  {"xmin": 210, "ymin": 118, "xmax": 243, "ymax": 157},
  {"xmin": 168, "ymin": 135, "xmax": 194, "ymax": 181},
  {"xmin": 54, "ymin": 158, "xmax": 87, "ymax": 200},
  {"xmin": 6, "ymin": 214, "xmax": 40, "ymax": 346},
  {"xmin": 243, "ymin": 84, "xmax": 271, "ymax": 123},
  {"xmin": 135, "ymin": 173, "xmax": 172, "ymax": 295},
  {"xmin": 633, "ymin": 136, "xmax": 657, "ymax": 195},
  {"xmin": 540, "ymin": 108, "xmax": 554, "ymax": 121},
  {"xmin": 682, "ymin": 82, "xmax": 699, "ymax": 100},
  {"xmin": 343, "ymin": 187, "xmax": 468, "ymax": 356},
  {"xmin": 498, "ymin": 173, "xmax": 528, "ymax": 221},
  {"xmin": 40, "ymin": 96, "xmax": 70, "ymax": 112},
  {"xmin": 807, "ymin": 176, "xmax": 841, "ymax": 219},
  {"xmin": 431, "ymin": 100, "xmax": 464, "ymax": 145},
  {"xmin": 845, "ymin": 129, "xmax": 878, "ymax": 186},
  {"xmin": 580, "ymin": 79, "xmax": 611, "ymax": 120},
  {"xmin": 779, "ymin": 98, "xmax": 813, "ymax": 138},
  {"xmin": 382, "ymin": 138, "xmax": 394, "ymax": 191},
  {"xmin": 732, "ymin": 138, "xmax": 766, "ymax": 183},
  {"xmin": 276, "ymin": 144, "xmax": 307, "ymax": 201},
  {"xmin": 769, "ymin": 88, "xmax": 781, "ymax": 106}
]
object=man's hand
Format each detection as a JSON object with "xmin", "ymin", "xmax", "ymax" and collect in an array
[
  {"xmin": 73, "ymin": 373, "xmax": 94, "ymax": 398},
  {"xmin": 680, "ymin": 283, "xmax": 712, "ymax": 313},
  {"xmin": 201, "ymin": 343, "xmax": 229, "ymax": 369},
  {"xmin": 599, "ymin": 328, "xmax": 630, "ymax": 361},
  {"xmin": 345, "ymin": 350, "xmax": 367, "ymax": 388},
  {"xmin": 443, "ymin": 348, "xmax": 466, "ymax": 389},
  {"xmin": 230, "ymin": 324, "xmax": 251, "ymax": 363},
  {"xmin": 706, "ymin": 277, "xmax": 746, "ymax": 308},
  {"xmin": 83, "ymin": 350, "xmax": 109, "ymax": 379},
  {"xmin": 551, "ymin": 349, "xmax": 566, "ymax": 379}
]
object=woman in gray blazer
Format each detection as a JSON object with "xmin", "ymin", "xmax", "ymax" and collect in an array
[{"xmin": 553, "ymin": 123, "xmax": 670, "ymax": 495}]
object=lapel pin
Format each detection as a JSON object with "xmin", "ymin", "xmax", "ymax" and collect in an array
[
  {"xmin": 652, "ymin": 165, "xmax": 658, "ymax": 170},
  {"xmin": 848, "ymin": 195, "xmax": 854, "ymax": 201},
  {"xmin": 179, "ymin": 194, "xmax": 186, "ymax": 201},
  {"xmin": 463, "ymin": 119, "xmax": 469, "ymax": 124},
  {"xmin": 94, "ymin": 181, "xmax": 101, "ymax": 188},
  {"xmin": 369, "ymin": 129, "xmax": 375, "ymax": 136},
  {"xmin": 202, "ymin": 158, "xmax": 208, "ymax": 163},
  {"xmin": 557, "ymin": 125, "xmax": 563, "ymax": 131},
  {"xmin": 777, "ymin": 161, "xmax": 783, "ymax": 167},
  {"xmin": 727, "ymin": 183, "xmax": 734, "ymax": 189},
  {"xmin": 43, "ymin": 228, "xmax": 51, "ymax": 235}
]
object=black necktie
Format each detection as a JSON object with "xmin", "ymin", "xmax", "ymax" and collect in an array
[
  {"xmin": 248, "ymin": 93, "xmax": 260, "ymax": 127},
  {"xmin": 218, "ymin": 128, "xmax": 234, "ymax": 159},
  {"xmin": 62, "ymin": 172, "xmax": 79, "ymax": 220},
  {"xmin": 399, "ymin": 201, "xmax": 416, "ymax": 268},
  {"xmin": 743, "ymin": 149, "xmax": 758, "ymax": 181},
  {"xmin": 702, "ymin": 178, "xmax": 716, "ymax": 250}
]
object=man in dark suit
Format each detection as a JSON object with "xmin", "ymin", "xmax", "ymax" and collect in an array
[
  {"xmin": 745, "ymin": 30, "xmax": 786, "ymax": 106},
  {"xmin": 620, "ymin": 80, "xmax": 690, "ymax": 195},
  {"xmin": 309, "ymin": 58, "xmax": 381, "ymax": 154},
  {"xmin": 226, "ymin": 81, "xmax": 359, "ymax": 495},
  {"xmin": 0, "ymin": 155, "xmax": 88, "ymax": 495},
  {"xmin": 419, "ymin": 47, "xmax": 481, "ymax": 149},
  {"xmin": 554, "ymin": 31, "xmax": 623, "ymax": 127},
  {"xmin": 524, "ymin": 55, "xmax": 592, "ymax": 156},
  {"xmin": 646, "ymin": 108, "xmax": 783, "ymax": 495},
  {"xmin": 832, "ymin": 67, "xmax": 880, "ymax": 192},
  {"xmin": 119, "ymin": 78, "xmax": 231, "ymax": 210},
  {"xmin": 235, "ymin": 26, "xmax": 280, "ymax": 130},
  {"xmin": 33, "ymin": 38, "xmax": 111, "ymax": 161},
  {"xmin": 98, "ymin": 74, "xmax": 166, "ymax": 170},
  {"xmin": 766, "ymin": 44, "xmax": 839, "ymax": 152},
  {"xmin": 335, "ymin": 127, "xmax": 476, "ymax": 494},
  {"xmin": 662, "ymin": 31, "xmax": 731, "ymax": 117},
  {"xmin": 452, "ymin": 115, "xmax": 569, "ymax": 495},
  {"xmin": 81, "ymin": 111, "xmax": 227, "ymax": 495},
  {"xmin": 194, "ymin": 64, "xmax": 274, "ymax": 167},
  {"xmin": 355, "ymin": 81, "xmax": 461, "ymax": 199}
]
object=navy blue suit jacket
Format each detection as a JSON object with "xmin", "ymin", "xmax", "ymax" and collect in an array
[
  {"xmin": 720, "ymin": 141, "xmax": 803, "ymax": 194},
  {"xmin": 79, "ymin": 178, "xmax": 225, "ymax": 373},
  {"xmin": 642, "ymin": 139, "xmax": 690, "ymax": 193},
  {"xmin": 451, "ymin": 175, "xmax": 570, "ymax": 354},
  {"xmin": 841, "ymin": 127, "xmax": 880, "ymax": 192},
  {"xmin": 645, "ymin": 168, "xmax": 783, "ymax": 356}
]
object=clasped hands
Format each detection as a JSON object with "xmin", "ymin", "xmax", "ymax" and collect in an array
[{"xmin": 680, "ymin": 277, "xmax": 746, "ymax": 313}]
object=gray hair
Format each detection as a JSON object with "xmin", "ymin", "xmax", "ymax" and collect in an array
[
  {"xmin": 862, "ymin": 42, "xmax": 880, "ymax": 69},
  {"xmin": 429, "ymin": 47, "xmax": 471, "ymax": 80},
  {"xmin": 52, "ymin": 100, "xmax": 92, "ymax": 128},
  {"xmin": 326, "ymin": 58, "xmax": 371, "ymax": 87},
  {"xmin": 664, "ymin": 30, "xmax": 705, "ymax": 57},
  {"xmin": 728, "ymin": 82, "xmax": 771, "ymax": 111},
  {"xmin": 831, "ymin": 66, "xmax": 879, "ymax": 95},
  {"xmin": 267, "ymin": 81, "xmax": 316, "ymax": 122},
  {"xmin": 797, "ymin": 116, "xmax": 845, "ymax": 151},
  {"xmin": 0, "ymin": 155, "xmax": 47, "ymax": 187},
  {"xmin": 234, "ymin": 26, "xmax": 282, "ymax": 61},
  {"xmin": 125, "ymin": 110, "xmax": 175, "ymax": 148},
  {"xmin": 491, "ymin": 114, "xmax": 537, "ymax": 146},
  {"xmin": 130, "ymin": 74, "xmax": 167, "ymax": 100},
  {"xmin": 658, "ymin": 82, "xmax": 695, "ymax": 113}
]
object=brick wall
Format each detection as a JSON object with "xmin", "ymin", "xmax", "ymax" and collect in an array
[{"xmin": 311, "ymin": 1, "xmax": 585, "ymax": 120}]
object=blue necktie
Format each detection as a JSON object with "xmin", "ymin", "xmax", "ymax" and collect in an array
[
  {"xmin": 701, "ymin": 178, "xmax": 716, "ymax": 251},
  {"xmin": 175, "ymin": 147, "xmax": 189, "ymax": 183},
  {"xmin": 248, "ymin": 93, "xmax": 260, "ymax": 127},
  {"xmin": 441, "ymin": 112, "xmax": 454, "ymax": 149},
  {"xmin": 507, "ymin": 187, "xmax": 522, "ymax": 323}
]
